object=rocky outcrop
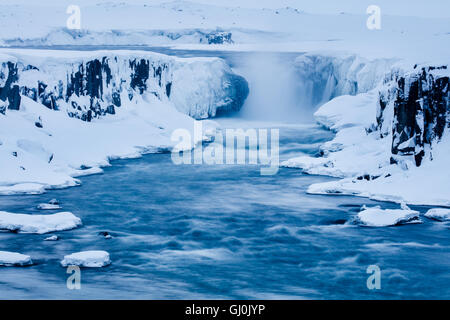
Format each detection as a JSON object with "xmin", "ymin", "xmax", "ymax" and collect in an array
[
  {"xmin": 0, "ymin": 52, "xmax": 248, "ymax": 121},
  {"xmin": 378, "ymin": 66, "xmax": 449, "ymax": 166},
  {"xmin": 0, "ymin": 62, "xmax": 21, "ymax": 112}
]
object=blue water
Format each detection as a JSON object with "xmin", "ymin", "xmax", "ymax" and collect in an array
[
  {"xmin": 0, "ymin": 47, "xmax": 449, "ymax": 299},
  {"xmin": 0, "ymin": 120, "xmax": 449, "ymax": 299}
]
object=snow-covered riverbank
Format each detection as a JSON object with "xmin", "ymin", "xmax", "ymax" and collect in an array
[
  {"xmin": 0, "ymin": 49, "xmax": 248, "ymax": 195},
  {"xmin": 282, "ymin": 56, "xmax": 449, "ymax": 207}
]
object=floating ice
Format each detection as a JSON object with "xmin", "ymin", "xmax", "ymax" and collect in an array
[
  {"xmin": 0, "ymin": 251, "xmax": 33, "ymax": 266},
  {"xmin": 0, "ymin": 211, "xmax": 82, "ymax": 234},
  {"xmin": 44, "ymin": 235, "xmax": 59, "ymax": 241},
  {"xmin": 60, "ymin": 250, "xmax": 111, "ymax": 268},
  {"xmin": 357, "ymin": 207, "xmax": 421, "ymax": 227}
]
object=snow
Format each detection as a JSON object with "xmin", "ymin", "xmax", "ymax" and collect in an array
[
  {"xmin": 37, "ymin": 199, "xmax": 62, "ymax": 209},
  {"xmin": 0, "ymin": 1, "xmax": 448, "ymax": 227},
  {"xmin": 357, "ymin": 206, "xmax": 421, "ymax": 227},
  {"xmin": 424, "ymin": 209, "xmax": 450, "ymax": 222},
  {"xmin": 282, "ymin": 89, "xmax": 390, "ymax": 178},
  {"xmin": 60, "ymin": 250, "xmax": 111, "ymax": 267},
  {"xmin": 305, "ymin": 132, "xmax": 450, "ymax": 206},
  {"xmin": 0, "ymin": 251, "xmax": 33, "ymax": 266},
  {"xmin": 0, "ymin": 49, "xmax": 236, "ymax": 194},
  {"xmin": 0, "ymin": 211, "xmax": 82, "ymax": 234},
  {"xmin": 281, "ymin": 54, "xmax": 450, "ymax": 207},
  {"xmin": 44, "ymin": 235, "xmax": 59, "ymax": 241},
  {"xmin": 0, "ymin": 1, "xmax": 448, "ymax": 62}
]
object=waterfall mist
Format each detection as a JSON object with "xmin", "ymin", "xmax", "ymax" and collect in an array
[{"xmin": 236, "ymin": 52, "xmax": 314, "ymax": 123}]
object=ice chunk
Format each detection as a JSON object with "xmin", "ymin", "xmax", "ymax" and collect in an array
[
  {"xmin": 37, "ymin": 203, "xmax": 62, "ymax": 210},
  {"xmin": 44, "ymin": 235, "xmax": 59, "ymax": 241},
  {"xmin": 357, "ymin": 207, "xmax": 421, "ymax": 227},
  {"xmin": 424, "ymin": 208, "xmax": 450, "ymax": 222},
  {"xmin": 0, "ymin": 211, "xmax": 82, "ymax": 234},
  {"xmin": 0, "ymin": 251, "xmax": 33, "ymax": 266},
  {"xmin": 60, "ymin": 250, "xmax": 111, "ymax": 268}
]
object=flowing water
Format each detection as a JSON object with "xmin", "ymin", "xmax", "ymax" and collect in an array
[{"xmin": 0, "ymin": 48, "xmax": 449, "ymax": 299}]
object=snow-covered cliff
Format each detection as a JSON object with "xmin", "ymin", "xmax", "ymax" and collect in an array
[
  {"xmin": 0, "ymin": 49, "xmax": 248, "ymax": 195},
  {"xmin": 0, "ymin": 50, "xmax": 248, "ymax": 120},
  {"xmin": 284, "ymin": 54, "xmax": 449, "ymax": 206}
]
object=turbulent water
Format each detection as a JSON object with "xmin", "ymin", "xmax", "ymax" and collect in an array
[
  {"xmin": 0, "ymin": 120, "xmax": 449, "ymax": 299},
  {"xmin": 0, "ymin": 49, "xmax": 449, "ymax": 299}
]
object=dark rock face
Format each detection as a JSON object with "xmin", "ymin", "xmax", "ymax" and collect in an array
[
  {"xmin": 13, "ymin": 56, "xmax": 173, "ymax": 121},
  {"xmin": 0, "ymin": 54, "xmax": 249, "ymax": 122},
  {"xmin": 0, "ymin": 62, "xmax": 21, "ymax": 110},
  {"xmin": 378, "ymin": 66, "xmax": 449, "ymax": 167},
  {"xmin": 205, "ymin": 31, "xmax": 233, "ymax": 44}
]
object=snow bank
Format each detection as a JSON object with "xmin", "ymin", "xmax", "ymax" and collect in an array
[
  {"xmin": 0, "ymin": 211, "xmax": 82, "ymax": 234},
  {"xmin": 60, "ymin": 250, "xmax": 111, "ymax": 268},
  {"xmin": 294, "ymin": 53, "xmax": 397, "ymax": 108},
  {"xmin": 425, "ymin": 208, "xmax": 450, "ymax": 222},
  {"xmin": 0, "ymin": 251, "xmax": 33, "ymax": 266},
  {"xmin": 0, "ymin": 49, "xmax": 247, "ymax": 195},
  {"xmin": 37, "ymin": 203, "xmax": 62, "ymax": 210},
  {"xmin": 357, "ymin": 207, "xmax": 421, "ymax": 227}
]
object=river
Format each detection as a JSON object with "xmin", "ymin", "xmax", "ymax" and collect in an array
[{"xmin": 0, "ymin": 48, "xmax": 448, "ymax": 299}]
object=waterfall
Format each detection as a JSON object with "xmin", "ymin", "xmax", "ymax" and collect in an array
[{"xmin": 235, "ymin": 53, "xmax": 311, "ymax": 123}]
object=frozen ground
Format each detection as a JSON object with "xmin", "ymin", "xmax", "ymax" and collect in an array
[{"xmin": 61, "ymin": 250, "xmax": 111, "ymax": 267}]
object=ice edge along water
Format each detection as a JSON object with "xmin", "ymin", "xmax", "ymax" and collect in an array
[{"xmin": 0, "ymin": 251, "xmax": 33, "ymax": 266}]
